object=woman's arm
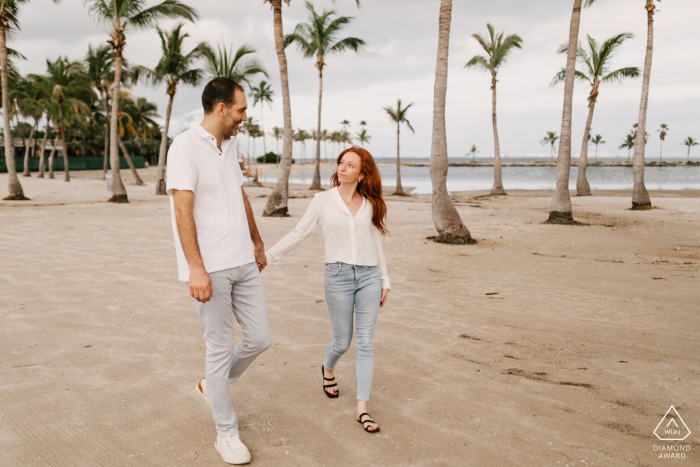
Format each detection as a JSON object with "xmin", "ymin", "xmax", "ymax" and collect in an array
[
  {"xmin": 266, "ymin": 194, "xmax": 320, "ymax": 264},
  {"xmin": 371, "ymin": 225, "xmax": 391, "ymax": 290}
]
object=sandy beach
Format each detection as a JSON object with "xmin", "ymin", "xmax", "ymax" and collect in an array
[{"xmin": 1, "ymin": 167, "xmax": 698, "ymax": 466}]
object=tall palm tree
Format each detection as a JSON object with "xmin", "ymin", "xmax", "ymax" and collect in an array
[
  {"xmin": 271, "ymin": 125, "xmax": 282, "ymax": 161},
  {"xmin": 541, "ymin": 131, "xmax": 559, "ymax": 160},
  {"xmin": 201, "ymin": 43, "xmax": 267, "ymax": 89},
  {"xmin": 85, "ymin": 43, "xmax": 115, "ymax": 179},
  {"xmin": 657, "ymin": 123, "xmax": 668, "ymax": 164},
  {"xmin": 252, "ymin": 80, "xmax": 274, "ymax": 155},
  {"xmin": 262, "ymin": 0, "xmax": 294, "ymax": 217},
  {"xmin": 16, "ymin": 75, "xmax": 46, "ymax": 177},
  {"xmin": 356, "ymin": 128, "xmax": 370, "ymax": 145},
  {"xmin": 133, "ymin": 23, "xmax": 203, "ymax": 194},
  {"xmin": 552, "ymin": 32, "xmax": 639, "ymax": 196},
  {"xmin": 261, "ymin": 0, "xmax": 361, "ymax": 216},
  {"xmin": 620, "ymin": 132, "xmax": 635, "ymax": 162},
  {"xmin": 631, "ymin": 0, "xmax": 657, "ymax": 210},
  {"xmin": 547, "ymin": 0, "xmax": 599, "ymax": 223},
  {"xmin": 430, "ymin": 0, "xmax": 472, "ymax": 244},
  {"xmin": 285, "ymin": 1, "xmax": 364, "ymax": 191},
  {"xmin": 42, "ymin": 57, "xmax": 92, "ymax": 182},
  {"xmin": 465, "ymin": 23, "xmax": 522, "ymax": 196},
  {"xmin": 384, "ymin": 99, "xmax": 414, "ymax": 196},
  {"xmin": 591, "ymin": 134, "xmax": 604, "ymax": 164},
  {"xmin": 682, "ymin": 137, "xmax": 698, "ymax": 162},
  {"xmin": 86, "ymin": 0, "xmax": 198, "ymax": 203},
  {"xmin": 468, "ymin": 144, "xmax": 478, "ymax": 162},
  {"xmin": 0, "ymin": 0, "xmax": 47, "ymax": 199}
]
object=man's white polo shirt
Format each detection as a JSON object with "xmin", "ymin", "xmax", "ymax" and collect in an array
[{"xmin": 166, "ymin": 122, "xmax": 254, "ymax": 281}]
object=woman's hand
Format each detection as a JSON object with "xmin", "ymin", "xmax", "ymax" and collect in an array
[{"xmin": 380, "ymin": 289, "xmax": 389, "ymax": 308}]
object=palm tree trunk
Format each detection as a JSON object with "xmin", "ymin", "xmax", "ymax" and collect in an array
[
  {"xmin": 155, "ymin": 92, "xmax": 174, "ymax": 195},
  {"xmin": 102, "ymin": 123, "xmax": 109, "ymax": 179},
  {"xmin": 594, "ymin": 144, "xmax": 598, "ymax": 164},
  {"xmin": 23, "ymin": 123, "xmax": 36, "ymax": 177},
  {"xmin": 108, "ymin": 23, "xmax": 128, "ymax": 203},
  {"xmin": 310, "ymin": 67, "xmax": 323, "ymax": 190},
  {"xmin": 260, "ymin": 105, "xmax": 267, "ymax": 155},
  {"xmin": 394, "ymin": 124, "xmax": 404, "ymax": 195},
  {"xmin": 659, "ymin": 139, "xmax": 663, "ymax": 164},
  {"xmin": 264, "ymin": 0, "xmax": 294, "ymax": 217},
  {"xmin": 576, "ymin": 94, "xmax": 596, "ymax": 196},
  {"xmin": 429, "ymin": 0, "xmax": 473, "ymax": 244},
  {"xmin": 37, "ymin": 123, "xmax": 49, "ymax": 178},
  {"xmin": 1, "ymin": 24, "xmax": 27, "ymax": 200},
  {"xmin": 491, "ymin": 77, "xmax": 506, "ymax": 195},
  {"xmin": 57, "ymin": 103, "xmax": 70, "ymax": 182},
  {"xmin": 687, "ymin": 147, "xmax": 691, "ymax": 162},
  {"xmin": 547, "ymin": 0, "xmax": 583, "ymax": 224},
  {"xmin": 118, "ymin": 138, "xmax": 145, "ymax": 185},
  {"xmin": 48, "ymin": 135, "xmax": 58, "ymax": 179},
  {"xmin": 631, "ymin": 0, "xmax": 654, "ymax": 210}
]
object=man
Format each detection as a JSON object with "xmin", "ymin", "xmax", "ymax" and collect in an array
[{"xmin": 167, "ymin": 77, "xmax": 270, "ymax": 465}]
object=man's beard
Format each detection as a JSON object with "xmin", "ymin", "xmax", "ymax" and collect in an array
[{"xmin": 225, "ymin": 120, "xmax": 242, "ymax": 137}]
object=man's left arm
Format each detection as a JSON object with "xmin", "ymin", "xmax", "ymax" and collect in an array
[{"xmin": 242, "ymin": 187, "xmax": 268, "ymax": 272}]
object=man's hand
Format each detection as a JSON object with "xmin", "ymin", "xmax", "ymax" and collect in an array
[
  {"xmin": 380, "ymin": 289, "xmax": 389, "ymax": 308},
  {"xmin": 189, "ymin": 267, "xmax": 213, "ymax": 303},
  {"xmin": 255, "ymin": 249, "xmax": 268, "ymax": 272}
]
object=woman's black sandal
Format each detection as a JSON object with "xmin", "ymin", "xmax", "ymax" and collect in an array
[
  {"xmin": 357, "ymin": 412, "xmax": 380, "ymax": 433},
  {"xmin": 321, "ymin": 365, "xmax": 338, "ymax": 398}
]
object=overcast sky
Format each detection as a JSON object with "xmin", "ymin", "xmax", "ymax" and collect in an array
[{"xmin": 12, "ymin": 0, "xmax": 700, "ymax": 159}]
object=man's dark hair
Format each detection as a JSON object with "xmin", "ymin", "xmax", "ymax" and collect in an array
[{"xmin": 201, "ymin": 77, "xmax": 245, "ymax": 114}]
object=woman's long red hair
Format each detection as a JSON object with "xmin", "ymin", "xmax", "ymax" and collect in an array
[{"xmin": 330, "ymin": 146, "xmax": 389, "ymax": 236}]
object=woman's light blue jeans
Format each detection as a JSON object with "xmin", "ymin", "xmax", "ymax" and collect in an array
[{"xmin": 323, "ymin": 262, "xmax": 382, "ymax": 401}]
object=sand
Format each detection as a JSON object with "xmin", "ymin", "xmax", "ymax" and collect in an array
[{"xmin": 1, "ymin": 167, "xmax": 698, "ymax": 466}]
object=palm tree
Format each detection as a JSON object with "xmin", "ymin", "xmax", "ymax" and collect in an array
[
  {"xmin": 201, "ymin": 43, "xmax": 267, "ymax": 89},
  {"xmin": 356, "ymin": 128, "xmax": 370, "ymax": 145},
  {"xmin": 132, "ymin": 23, "xmax": 203, "ymax": 194},
  {"xmin": 85, "ymin": 43, "xmax": 115, "ymax": 179},
  {"xmin": 682, "ymin": 137, "xmax": 698, "ymax": 162},
  {"xmin": 552, "ymin": 32, "xmax": 639, "ymax": 196},
  {"xmin": 285, "ymin": 1, "xmax": 364, "ymax": 190},
  {"xmin": 468, "ymin": 144, "xmax": 478, "ymax": 162},
  {"xmin": 631, "ymin": 0, "xmax": 657, "ymax": 210},
  {"xmin": 0, "ymin": 0, "xmax": 45, "ymax": 199},
  {"xmin": 261, "ymin": 0, "xmax": 360, "ymax": 215},
  {"xmin": 591, "ymin": 134, "xmax": 604, "ymax": 164},
  {"xmin": 16, "ymin": 75, "xmax": 46, "ymax": 177},
  {"xmin": 42, "ymin": 57, "xmax": 92, "ymax": 182},
  {"xmin": 657, "ymin": 123, "xmax": 668, "ymax": 164},
  {"xmin": 547, "ymin": 0, "xmax": 599, "ymax": 224},
  {"xmin": 252, "ymin": 80, "xmax": 274, "ymax": 155},
  {"xmin": 466, "ymin": 24, "xmax": 522, "ymax": 196},
  {"xmin": 86, "ymin": 0, "xmax": 198, "ymax": 203},
  {"xmin": 541, "ymin": 131, "xmax": 559, "ymax": 160},
  {"xmin": 620, "ymin": 133, "xmax": 635, "ymax": 162},
  {"xmin": 271, "ymin": 125, "xmax": 283, "ymax": 160},
  {"xmin": 430, "ymin": 0, "xmax": 473, "ymax": 244},
  {"xmin": 294, "ymin": 128, "xmax": 311, "ymax": 163},
  {"xmin": 384, "ymin": 99, "xmax": 414, "ymax": 196}
]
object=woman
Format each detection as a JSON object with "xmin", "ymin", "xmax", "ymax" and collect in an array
[{"xmin": 266, "ymin": 147, "xmax": 390, "ymax": 433}]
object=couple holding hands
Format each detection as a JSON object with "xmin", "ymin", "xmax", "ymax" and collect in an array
[{"xmin": 167, "ymin": 78, "xmax": 391, "ymax": 464}]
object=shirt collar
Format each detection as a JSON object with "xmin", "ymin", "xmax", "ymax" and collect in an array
[{"xmin": 191, "ymin": 122, "xmax": 232, "ymax": 149}]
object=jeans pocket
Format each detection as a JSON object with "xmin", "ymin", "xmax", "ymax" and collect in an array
[{"xmin": 325, "ymin": 262, "xmax": 341, "ymax": 277}]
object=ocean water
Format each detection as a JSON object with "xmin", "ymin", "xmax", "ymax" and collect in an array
[{"xmin": 260, "ymin": 161, "xmax": 700, "ymax": 195}]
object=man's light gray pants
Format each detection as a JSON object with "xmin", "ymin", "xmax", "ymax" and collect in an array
[{"xmin": 194, "ymin": 262, "xmax": 271, "ymax": 437}]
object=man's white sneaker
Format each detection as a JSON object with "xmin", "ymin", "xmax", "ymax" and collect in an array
[
  {"xmin": 215, "ymin": 434, "xmax": 251, "ymax": 465},
  {"xmin": 196, "ymin": 378, "xmax": 210, "ymax": 406}
]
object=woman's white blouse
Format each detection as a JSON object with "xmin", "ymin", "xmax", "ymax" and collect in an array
[{"xmin": 265, "ymin": 187, "xmax": 391, "ymax": 290}]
